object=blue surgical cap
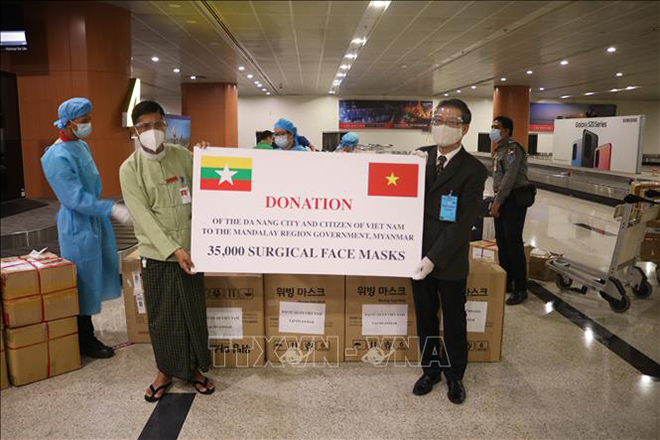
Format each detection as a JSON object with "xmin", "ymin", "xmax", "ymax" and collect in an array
[
  {"xmin": 54, "ymin": 97, "xmax": 92, "ymax": 129},
  {"xmin": 274, "ymin": 118, "xmax": 297, "ymax": 136},
  {"xmin": 341, "ymin": 132, "xmax": 359, "ymax": 146}
]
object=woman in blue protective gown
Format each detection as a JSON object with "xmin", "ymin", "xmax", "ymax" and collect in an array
[
  {"xmin": 41, "ymin": 97, "xmax": 132, "ymax": 359},
  {"xmin": 272, "ymin": 118, "xmax": 310, "ymax": 151}
]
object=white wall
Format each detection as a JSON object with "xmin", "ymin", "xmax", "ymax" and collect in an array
[{"xmin": 237, "ymin": 95, "xmax": 493, "ymax": 152}]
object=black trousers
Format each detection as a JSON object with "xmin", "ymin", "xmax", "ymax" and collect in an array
[
  {"xmin": 411, "ymin": 277, "xmax": 468, "ymax": 381},
  {"xmin": 77, "ymin": 315, "xmax": 95, "ymax": 346},
  {"xmin": 494, "ymin": 198, "xmax": 528, "ymax": 291}
]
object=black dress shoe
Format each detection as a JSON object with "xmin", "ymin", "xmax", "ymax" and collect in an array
[
  {"xmin": 413, "ymin": 374, "xmax": 442, "ymax": 396},
  {"xmin": 80, "ymin": 338, "xmax": 115, "ymax": 359},
  {"xmin": 447, "ymin": 380, "xmax": 466, "ymax": 404},
  {"xmin": 506, "ymin": 290, "xmax": 528, "ymax": 305}
]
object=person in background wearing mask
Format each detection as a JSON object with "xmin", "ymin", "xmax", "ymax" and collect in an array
[
  {"xmin": 41, "ymin": 97, "xmax": 130, "ymax": 359},
  {"xmin": 490, "ymin": 116, "xmax": 530, "ymax": 305},
  {"xmin": 254, "ymin": 130, "xmax": 274, "ymax": 149},
  {"xmin": 334, "ymin": 132, "xmax": 360, "ymax": 153},
  {"xmin": 410, "ymin": 99, "xmax": 487, "ymax": 404},
  {"xmin": 273, "ymin": 118, "xmax": 310, "ymax": 151},
  {"xmin": 119, "ymin": 101, "xmax": 215, "ymax": 402}
]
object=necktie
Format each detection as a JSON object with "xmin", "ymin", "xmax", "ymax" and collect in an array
[{"xmin": 437, "ymin": 155, "xmax": 447, "ymax": 175}]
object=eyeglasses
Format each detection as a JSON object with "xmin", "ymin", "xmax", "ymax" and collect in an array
[
  {"xmin": 431, "ymin": 115, "xmax": 464, "ymax": 128},
  {"xmin": 134, "ymin": 121, "xmax": 167, "ymax": 131}
]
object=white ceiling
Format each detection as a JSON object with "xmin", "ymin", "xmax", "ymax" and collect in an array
[{"xmin": 108, "ymin": 0, "xmax": 660, "ymax": 102}]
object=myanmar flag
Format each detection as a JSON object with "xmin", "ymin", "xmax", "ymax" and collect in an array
[
  {"xmin": 200, "ymin": 156, "xmax": 252, "ymax": 191},
  {"xmin": 367, "ymin": 162, "xmax": 418, "ymax": 197}
]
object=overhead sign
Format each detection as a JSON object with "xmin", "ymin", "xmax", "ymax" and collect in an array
[
  {"xmin": 190, "ymin": 148, "xmax": 425, "ymax": 276},
  {"xmin": 529, "ymin": 102, "xmax": 616, "ymax": 132},
  {"xmin": 339, "ymin": 100, "xmax": 433, "ymax": 129},
  {"xmin": 552, "ymin": 115, "xmax": 645, "ymax": 174}
]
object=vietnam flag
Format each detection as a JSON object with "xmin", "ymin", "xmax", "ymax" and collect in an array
[
  {"xmin": 367, "ymin": 162, "xmax": 418, "ymax": 197},
  {"xmin": 200, "ymin": 156, "xmax": 252, "ymax": 191}
]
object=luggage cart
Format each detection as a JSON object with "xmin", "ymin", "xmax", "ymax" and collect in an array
[{"xmin": 547, "ymin": 193, "xmax": 660, "ymax": 313}]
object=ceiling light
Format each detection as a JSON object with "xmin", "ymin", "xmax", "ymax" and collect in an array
[
  {"xmin": 340, "ymin": 65, "xmax": 350, "ymax": 70},
  {"xmin": 190, "ymin": 75, "xmax": 197, "ymax": 80},
  {"xmin": 370, "ymin": 1, "xmax": 391, "ymax": 8},
  {"xmin": 254, "ymin": 81, "xmax": 259, "ymax": 84},
  {"xmin": 539, "ymin": 87, "xmax": 545, "ymax": 91},
  {"xmin": 616, "ymin": 72, "xmax": 623, "ymax": 77},
  {"xmin": 262, "ymin": 88, "xmax": 267, "ymax": 92},
  {"xmin": 610, "ymin": 88, "xmax": 619, "ymax": 92},
  {"xmin": 471, "ymin": 85, "xmax": 476, "ymax": 89},
  {"xmin": 456, "ymin": 90, "xmax": 461, "ymax": 93},
  {"xmin": 444, "ymin": 93, "xmax": 449, "ymax": 96},
  {"xmin": 584, "ymin": 92, "xmax": 595, "ymax": 96},
  {"xmin": 345, "ymin": 54, "xmax": 357, "ymax": 59},
  {"xmin": 500, "ymin": 77, "xmax": 507, "ymax": 81},
  {"xmin": 560, "ymin": 60, "xmax": 568, "ymax": 65},
  {"xmin": 329, "ymin": 91, "xmax": 336, "ymax": 94},
  {"xmin": 266, "ymin": 92, "xmax": 271, "ymax": 95},
  {"xmin": 333, "ymin": 80, "xmax": 341, "ymax": 85},
  {"xmin": 526, "ymin": 70, "xmax": 533, "ymax": 75},
  {"xmin": 337, "ymin": 73, "xmax": 346, "ymax": 77},
  {"xmin": 352, "ymin": 38, "xmax": 366, "ymax": 45},
  {"xmin": 151, "ymin": 56, "xmax": 159, "ymax": 62},
  {"xmin": 607, "ymin": 46, "xmax": 616, "ymax": 53},
  {"xmin": 186, "ymin": 19, "xmax": 197, "ymax": 24},
  {"xmin": 626, "ymin": 86, "xmax": 638, "ymax": 90},
  {"xmin": 238, "ymin": 66, "xmax": 245, "ymax": 71},
  {"xmin": 560, "ymin": 95, "xmax": 570, "ymax": 98},
  {"xmin": 401, "ymin": 64, "xmax": 407, "ymax": 69},
  {"xmin": 247, "ymin": 74, "xmax": 253, "ymax": 79},
  {"xmin": 173, "ymin": 68, "xmax": 180, "ymax": 73}
]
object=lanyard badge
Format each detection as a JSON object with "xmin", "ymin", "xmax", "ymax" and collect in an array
[{"xmin": 440, "ymin": 191, "xmax": 458, "ymax": 222}]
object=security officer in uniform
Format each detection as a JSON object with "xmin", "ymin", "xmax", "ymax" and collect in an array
[{"xmin": 490, "ymin": 116, "xmax": 531, "ymax": 305}]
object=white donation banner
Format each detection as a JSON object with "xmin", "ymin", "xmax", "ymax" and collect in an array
[{"xmin": 191, "ymin": 147, "xmax": 425, "ymax": 276}]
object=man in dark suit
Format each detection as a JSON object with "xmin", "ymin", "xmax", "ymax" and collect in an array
[{"xmin": 411, "ymin": 99, "xmax": 488, "ymax": 404}]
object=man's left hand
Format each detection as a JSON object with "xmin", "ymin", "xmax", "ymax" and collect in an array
[{"xmin": 490, "ymin": 201, "xmax": 501, "ymax": 218}]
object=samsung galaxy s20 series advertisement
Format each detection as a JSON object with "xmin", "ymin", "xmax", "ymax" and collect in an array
[{"xmin": 553, "ymin": 115, "xmax": 645, "ymax": 174}]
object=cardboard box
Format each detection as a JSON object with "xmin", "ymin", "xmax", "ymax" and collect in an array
[
  {"xmin": 640, "ymin": 235, "xmax": 660, "ymax": 262},
  {"xmin": 528, "ymin": 249, "xmax": 556, "ymax": 282},
  {"xmin": 5, "ymin": 316, "xmax": 80, "ymax": 386},
  {"xmin": 344, "ymin": 276, "xmax": 418, "ymax": 364},
  {"xmin": 1, "ymin": 257, "xmax": 39, "ymax": 301},
  {"xmin": 121, "ymin": 250, "xmax": 150, "ymax": 344},
  {"xmin": 264, "ymin": 275, "xmax": 344, "ymax": 364},
  {"xmin": 1, "ymin": 334, "xmax": 8, "ymax": 390},
  {"xmin": 470, "ymin": 239, "xmax": 533, "ymax": 267},
  {"xmin": 3, "ymin": 288, "xmax": 79, "ymax": 328},
  {"xmin": 440, "ymin": 259, "xmax": 506, "ymax": 362},
  {"xmin": 205, "ymin": 273, "xmax": 265, "ymax": 368},
  {"xmin": 21, "ymin": 253, "xmax": 77, "ymax": 294}
]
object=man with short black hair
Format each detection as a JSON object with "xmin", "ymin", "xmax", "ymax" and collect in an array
[
  {"xmin": 411, "ymin": 99, "xmax": 488, "ymax": 404},
  {"xmin": 119, "ymin": 100, "xmax": 215, "ymax": 402},
  {"xmin": 490, "ymin": 115, "xmax": 531, "ymax": 305},
  {"xmin": 255, "ymin": 130, "xmax": 274, "ymax": 149}
]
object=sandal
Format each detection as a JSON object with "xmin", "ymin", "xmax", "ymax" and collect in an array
[
  {"xmin": 191, "ymin": 377, "xmax": 215, "ymax": 395},
  {"xmin": 144, "ymin": 381, "xmax": 173, "ymax": 402}
]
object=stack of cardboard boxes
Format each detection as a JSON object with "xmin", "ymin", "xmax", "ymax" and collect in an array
[
  {"xmin": 1, "ymin": 252, "xmax": 81, "ymax": 386},
  {"xmin": 1, "ymin": 303, "xmax": 8, "ymax": 390},
  {"xmin": 122, "ymin": 261, "xmax": 507, "ymax": 366},
  {"xmin": 470, "ymin": 238, "xmax": 533, "ymax": 266}
]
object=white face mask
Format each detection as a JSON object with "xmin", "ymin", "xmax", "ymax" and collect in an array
[
  {"xmin": 274, "ymin": 135, "xmax": 289, "ymax": 148},
  {"xmin": 489, "ymin": 128, "xmax": 502, "ymax": 143},
  {"xmin": 432, "ymin": 124, "xmax": 463, "ymax": 147},
  {"xmin": 135, "ymin": 138, "xmax": 166, "ymax": 160},
  {"xmin": 72, "ymin": 122, "xmax": 92, "ymax": 138},
  {"xmin": 138, "ymin": 129, "xmax": 165, "ymax": 152}
]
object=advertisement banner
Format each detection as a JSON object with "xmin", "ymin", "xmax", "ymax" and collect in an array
[
  {"xmin": 191, "ymin": 148, "xmax": 425, "ymax": 276},
  {"xmin": 552, "ymin": 115, "xmax": 645, "ymax": 174},
  {"xmin": 339, "ymin": 100, "xmax": 433, "ymax": 129},
  {"xmin": 529, "ymin": 103, "xmax": 616, "ymax": 132}
]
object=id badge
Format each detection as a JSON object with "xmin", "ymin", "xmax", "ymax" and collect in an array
[
  {"xmin": 179, "ymin": 186, "xmax": 192, "ymax": 204},
  {"xmin": 440, "ymin": 193, "xmax": 458, "ymax": 222}
]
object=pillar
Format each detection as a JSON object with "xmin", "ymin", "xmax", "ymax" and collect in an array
[
  {"xmin": 492, "ymin": 85, "xmax": 530, "ymax": 151},
  {"xmin": 1, "ymin": 1, "xmax": 132, "ymax": 198},
  {"xmin": 181, "ymin": 83, "xmax": 238, "ymax": 148}
]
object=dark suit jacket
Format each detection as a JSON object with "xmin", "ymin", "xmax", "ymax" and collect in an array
[{"xmin": 418, "ymin": 145, "xmax": 488, "ymax": 280}]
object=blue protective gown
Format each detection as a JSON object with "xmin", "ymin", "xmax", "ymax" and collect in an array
[{"xmin": 41, "ymin": 139, "xmax": 121, "ymax": 315}]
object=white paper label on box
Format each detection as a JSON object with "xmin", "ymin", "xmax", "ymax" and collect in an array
[
  {"xmin": 362, "ymin": 304, "xmax": 408, "ymax": 336},
  {"xmin": 207, "ymin": 307, "xmax": 243, "ymax": 339},
  {"xmin": 135, "ymin": 292, "xmax": 146, "ymax": 315},
  {"xmin": 279, "ymin": 301, "xmax": 326, "ymax": 335},
  {"xmin": 465, "ymin": 301, "xmax": 488, "ymax": 333},
  {"xmin": 481, "ymin": 249, "xmax": 496, "ymax": 261},
  {"xmin": 132, "ymin": 271, "xmax": 143, "ymax": 294},
  {"xmin": 471, "ymin": 247, "xmax": 482, "ymax": 259}
]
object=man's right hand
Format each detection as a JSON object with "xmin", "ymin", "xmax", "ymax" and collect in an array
[
  {"xmin": 412, "ymin": 257, "xmax": 435, "ymax": 280},
  {"xmin": 174, "ymin": 249, "xmax": 196, "ymax": 275}
]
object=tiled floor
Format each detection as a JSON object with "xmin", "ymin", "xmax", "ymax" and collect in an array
[{"xmin": 1, "ymin": 185, "xmax": 659, "ymax": 439}]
